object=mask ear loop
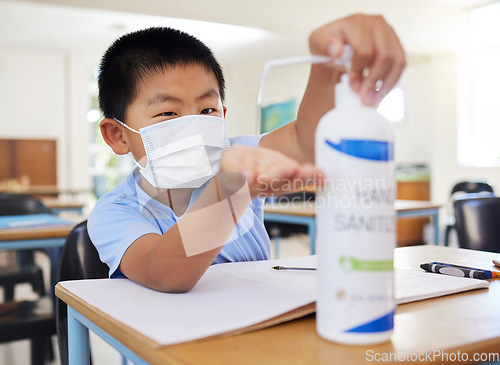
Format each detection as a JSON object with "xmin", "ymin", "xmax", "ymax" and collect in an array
[
  {"xmin": 113, "ymin": 118, "xmax": 141, "ymax": 134},
  {"xmin": 115, "ymin": 118, "xmax": 145, "ymax": 168},
  {"xmin": 126, "ymin": 152, "xmax": 144, "ymax": 170},
  {"xmin": 117, "ymin": 119, "xmax": 167, "ymax": 203}
]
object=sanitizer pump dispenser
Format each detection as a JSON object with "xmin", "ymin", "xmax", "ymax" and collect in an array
[
  {"xmin": 315, "ymin": 46, "xmax": 396, "ymax": 345},
  {"xmin": 258, "ymin": 47, "xmax": 395, "ymax": 344}
]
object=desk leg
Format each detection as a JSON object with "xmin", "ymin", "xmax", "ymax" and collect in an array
[
  {"xmin": 68, "ymin": 306, "xmax": 90, "ymax": 365},
  {"xmin": 308, "ymin": 218, "xmax": 316, "ymax": 255},
  {"xmin": 433, "ymin": 212, "xmax": 440, "ymax": 245},
  {"xmin": 273, "ymin": 236, "xmax": 280, "ymax": 259}
]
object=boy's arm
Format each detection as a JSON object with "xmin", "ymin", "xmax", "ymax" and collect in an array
[
  {"xmin": 260, "ymin": 14, "xmax": 406, "ymax": 163},
  {"xmin": 119, "ymin": 145, "xmax": 323, "ymax": 293}
]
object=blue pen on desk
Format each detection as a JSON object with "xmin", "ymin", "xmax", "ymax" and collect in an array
[
  {"xmin": 430, "ymin": 262, "xmax": 496, "ymax": 279},
  {"xmin": 420, "ymin": 262, "xmax": 490, "ymax": 280}
]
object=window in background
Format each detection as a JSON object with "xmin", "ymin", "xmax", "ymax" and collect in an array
[
  {"xmin": 377, "ymin": 87, "xmax": 406, "ymax": 123},
  {"xmin": 458, "ymin": 2, "xmax": 500, "ymax": 167}
]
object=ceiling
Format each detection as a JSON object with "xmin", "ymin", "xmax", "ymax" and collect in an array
[{"xmin": 0, "ymin": 0, "xmax": 498, "ymax": 64}]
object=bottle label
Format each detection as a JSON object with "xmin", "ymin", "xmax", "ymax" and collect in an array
[
  {"xmin": 325, "ymin": 138, "xmax": 393, "ymax": 161},
  {"xmin": 316, "ymin": 136, "xmax": 396, "ymax": 337}
]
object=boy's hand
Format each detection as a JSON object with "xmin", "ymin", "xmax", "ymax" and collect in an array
[
  {"xmin": 309, "ymin": 13, "xmax": 406, "ymax": 105},
  {"xmin": 221, "ymin": 145, "xmax": 324, "ymax": 197}
]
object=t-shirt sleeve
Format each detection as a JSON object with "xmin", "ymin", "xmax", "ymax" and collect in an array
[
  {"xmin": 229, "ymin": 134, "xmax": 265, "ymax": 148},
  {"xmin": 87, "ymin": 193, "xmax": 164, "ymax": 278}
]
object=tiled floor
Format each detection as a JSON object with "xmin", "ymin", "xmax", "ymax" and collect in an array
[{"xmin": 0, "ymin": 234, "xmax": 310, "ymax": 365}]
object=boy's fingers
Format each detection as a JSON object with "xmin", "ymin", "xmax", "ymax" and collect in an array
[
  {"xmin": 221, "ymin": 146, "xmax": 258, "ymax": 183},
  {"xmin": 257, "ymin": 165, "xmax": 325, "ymax": 197},
  {"xmin": 309, "ymin": 14, "xmax": 405, "ymax": 100},
  {"xmin": 298, "ymin": 165, "xmax": 326, "ymax": 191},
  {"xmin": 371, "ymin": 33, "xmax": 406, "ymax": 104},
  {"xmin": 310, "ymin": 15, "xmax": 373, "ymax": 75},
  {"xmin": 222, "ymin": 146, "xmax": 325, "ymax": 197},
  {"xmin": 295, "ymin": 164, "xmax": 320, "ymax": 183},
  {"xmin": 372, "ymin": 63, "xmax": 404, "ymax": 105},
  {"xmin": 358, "ymin": 60, "xmax": 393, "ymax": 106},
  {"xmin": 359, "ymin": 21, "xmax": 405, "ymax": 105},
  {"xmin": 343, "ymin": 17, "xmax": 375, "ymax": 83}
]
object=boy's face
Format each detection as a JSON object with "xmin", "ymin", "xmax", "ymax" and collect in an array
[{"xmin": 115, "ymin": 64, "xmax": 225, "ymax": 164}]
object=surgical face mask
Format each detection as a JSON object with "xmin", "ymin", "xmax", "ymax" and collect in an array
[{"xmin": 115, "ymin": 115, "xmax": 230, "ymax": 189}]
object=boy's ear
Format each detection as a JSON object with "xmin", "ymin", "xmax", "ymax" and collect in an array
[
  {"xmin": 223, "ymin": 106, "xmax": 227, "ymax": 118},
  {"xmin": 100, "ymin": 118, "xmax": 130, "ymax": 155}
]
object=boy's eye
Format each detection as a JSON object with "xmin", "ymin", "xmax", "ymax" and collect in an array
[
  {"xmin": 201, "ymin": 108, "xmax": 216, "ymax": 114},
  {"xmin": 157, "ymin": 112, "xmax": 177, "ymax": 117}
]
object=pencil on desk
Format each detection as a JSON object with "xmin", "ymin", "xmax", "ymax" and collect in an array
[{"xmin": 272, "ymin": 265, "xmax": 317, "ymax": 271}]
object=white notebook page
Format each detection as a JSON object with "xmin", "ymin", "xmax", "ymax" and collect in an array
[{"xmin": 59, "ymin": 255, "xmax": 489, "ymax": 346}]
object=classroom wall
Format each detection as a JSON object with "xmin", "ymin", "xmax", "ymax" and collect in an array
[
  {"xmin": 0, "ymin": 47, "xmax": 93, "ymax": 192},
  {"xmin": 65, "ymin": 53, "xmax": 94, "ymax": 191},
  {"xmin": 0, "ymin": 48, "xmax": 67, "ymax": 187},
  {"xmin": 223, "ymin": 61, "xmax": 261, "ymax": 137}
]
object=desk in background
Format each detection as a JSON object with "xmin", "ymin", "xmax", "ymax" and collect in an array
[
  {"xmin": 41, "ymin": 198, "xmax": 85, "ymax": 215},
  {"xmin": 264, "ymin": 200, "xmax": 442, "ymax": 255},
  {"xmin": 0, "ymin": 186, "xmax": 92, "ymax": 200},
  {"xmin": 56, "ymin": 245, "xmax": 500, "ymax": 365},
  {"xmin": 0, "ymin": 216, "xmax": 76, "ymax": 294},
  {"xmin": 0, "ymin": 225, "xmax": 74, "ymax": 250}
]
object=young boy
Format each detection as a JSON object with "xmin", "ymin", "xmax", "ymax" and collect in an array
[{"xmin": 88, "ymin": 14, "xmax": 405, "ymax": 293}]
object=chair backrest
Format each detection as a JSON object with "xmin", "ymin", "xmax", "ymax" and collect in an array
[
  {"xmin": 56, "ymin": 220, "xmax": 109, "ymax": 365},
  {"xmin": 453, "ymin": 196, "xmax": 500, "ymax": 253},
  {"xmin": 450, "ymin": 180, "xmax": 494, "ymax": 196},
  {"xmin": 0, "ymin": 193, "xmax": 52, "ymax": 216}
]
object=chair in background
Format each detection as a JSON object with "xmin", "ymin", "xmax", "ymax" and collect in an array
[
  {"xmin": 449, "ymin": 181, "xmax": 495, "ymax": 196},
  {"xmin": 0, "ymin": 264, "xmax": 46, "ymax": 302},
  {"xmin": 443, "ymin": 180, "xmax": 494, "ymax": 246},
  {"xmin": 56, "ymin": 221, "xmax": 109, "ymax": 365},
  {"xmin": 0, "ymin": 193, "xmax": 53, "ymax": 216},
  {"xmin": 0, "ymin": 193, "xmax": 53, "ymax": 301},
  {"xmin": 0, "ymin": 194, "xmax": 56, "ymax": 363},
  {"xmin": 0, "ymin": 220, "xmax": 108, "ymax": 365},
  {"xmin": 453, "ymin": 195, "xmax": 500, "ymax": 253},
  {"xmin": 0, "ymin": 295, "xmax": 56, "ymax": 365}
]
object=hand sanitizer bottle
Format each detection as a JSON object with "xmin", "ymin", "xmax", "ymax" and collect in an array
[{"xmin": 315, "ymin": 47, "xmax": 396, "ymax": 345}]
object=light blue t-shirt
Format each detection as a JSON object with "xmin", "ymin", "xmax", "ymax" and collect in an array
[{"xmin": 87, "ymin": 135, "xmax": 270, "ymax": 278}]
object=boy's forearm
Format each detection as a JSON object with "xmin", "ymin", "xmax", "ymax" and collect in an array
[
  {"xmin": 295, "ymin": 65, "xmax": 340, "ymax": 163},
  {"xmin": 145, "ymin": 225, "xmax": 225, "ymax": 293},
  {"xmin": 144, "ymin": 173, "xmax": 251, "ymax": 293}
]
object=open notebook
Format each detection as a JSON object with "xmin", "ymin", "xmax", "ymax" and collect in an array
[{"xmin": 58, "ymin": 255, "xmax": 489, "ymax": 347}]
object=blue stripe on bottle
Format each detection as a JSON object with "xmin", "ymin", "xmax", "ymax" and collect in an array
[
  {"xmin": 345, "ymin": 310, "xmax": 395, "ymax": 333},
  {"xmin": 325, "ymin": 139, "xmax": 393, "ymax": 161}
]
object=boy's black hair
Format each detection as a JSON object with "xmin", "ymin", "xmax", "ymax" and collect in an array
[{"xmin": 98, "ymin": 27, "xmax": 225, "ymax": 121}]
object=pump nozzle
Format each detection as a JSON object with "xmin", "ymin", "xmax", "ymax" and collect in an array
[
  {"xmin": 332, "ymin": 44, "xmax": 353, "ymax": 71},
  {"xmin": 257, "ymin": 54, "xmax": 331, "ymax": 108}
]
